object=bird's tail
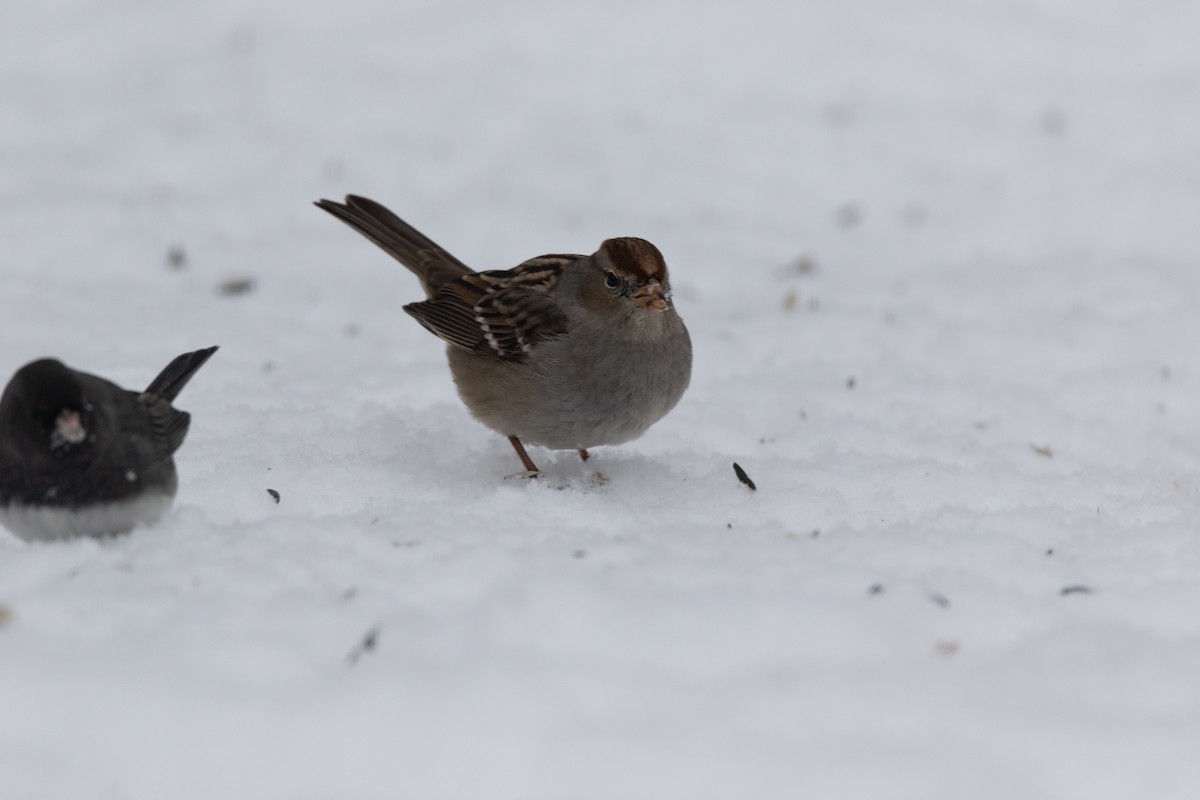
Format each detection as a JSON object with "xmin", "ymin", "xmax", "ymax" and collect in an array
[
  {"xmin": 314, "ymin": 195, "xmax": 472, "ymax": 296},
  {"xmin": 144, "ymin": 346, "xmax": 219, "ymax": 402}
]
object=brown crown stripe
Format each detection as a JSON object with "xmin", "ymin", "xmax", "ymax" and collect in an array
[{"xmin": 600, "ymin": 238, "xmax": 667, "ymax": 282}]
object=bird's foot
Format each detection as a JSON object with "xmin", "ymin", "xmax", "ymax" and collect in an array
[{"xmin": 506, "ymin": 436, "xmax": 541, "ymax": 475}]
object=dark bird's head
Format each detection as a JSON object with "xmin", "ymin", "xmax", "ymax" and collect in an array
[{"xmin": 1, "ymin": 359, "xmax": 93, "ymax": 454}]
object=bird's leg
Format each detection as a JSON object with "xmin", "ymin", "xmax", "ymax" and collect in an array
[
  {"xmin": 507, "ymin": 436, "xmax": 540, "ymax": 476},
  {"xmin": 578, "ymin": 449, "xmax": 589, "ymax": 461}
]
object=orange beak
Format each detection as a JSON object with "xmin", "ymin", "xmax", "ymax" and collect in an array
[{"xmin": 632, "ymin": 279, "xmax": 668, "ymax": 311}]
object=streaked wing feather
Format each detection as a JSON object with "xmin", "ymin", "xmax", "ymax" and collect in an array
[
  {"xmin": 404, "ymin": 297, "xmax": 487, "ymax": 353},
  {"xmin": 403, "ymin": 254, "xmax": 581, "ymax": 360}
]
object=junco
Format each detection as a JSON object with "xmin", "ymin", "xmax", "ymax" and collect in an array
[
  {"xmin": 0, "ymin": 346, "xmax": 218, "ymax": 541},
  {"xmin": 316, "ymin": 195, "xmax": 691, "ymax": 475}
]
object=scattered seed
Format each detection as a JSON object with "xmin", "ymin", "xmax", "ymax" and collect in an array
[
  {"xmin": 1030, "ymin": 443, "xmax": 1054, "ymax": 458},
  {"xmin": 732, "ymin": 462, "xmax": 757, "ymax": 491},
  {"xmin": 792, "ymin": 255, "xmax": 817, "ymax": 275},
  {"xmin": 166, "ymin": 243, "xmax": 187, "ymax": 269},
  {"xmin": 1060, "ymin": 585, "xmax": 1094, "ymax": 596},
  {"xmin": 0, "ymin": 604, "xmax": 11, "ymax": 627},
  {"xmin": 346, "ymin": 625, "xmax": 380, "ymax": 665},
  {"xmin": 934, "ymin": 639, "xmax": 961, "ymax": 657},
  {"xmin": 266, "ymin": 488, "xmax": 280, "ymax": 504},
  {"xmin": 218, "ymin": 277, "xmax": 255, "ymax": 296},
  {"xmin": 782, "ymin": 288, "xmax": 797, "ymax": 312}
]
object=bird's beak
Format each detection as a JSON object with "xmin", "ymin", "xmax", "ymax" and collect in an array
[
  {"xmin": 51, "ymin": 409, "xmax": 87, "ymax": 449},
  {"xmin": 633, "ymin": 279, "xmax": 668, "ymax": 311}
]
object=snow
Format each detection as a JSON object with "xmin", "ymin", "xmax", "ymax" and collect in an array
[{"xmin": 3, "ymin": 0, "xmax": 1200, "ymax": 797}]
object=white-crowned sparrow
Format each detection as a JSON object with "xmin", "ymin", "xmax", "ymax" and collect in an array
[
  {"xmin": 0, "ymin": 347, "xmax": 218, "ymax": 541},
  {"xmin": 315, "ymin": 195, "xmax": 692, "ymax": 475}
]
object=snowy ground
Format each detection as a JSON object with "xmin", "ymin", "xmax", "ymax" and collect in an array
[{"xmin": 3, "ymin": 1, "xmax": 1200, "ymax": 797}]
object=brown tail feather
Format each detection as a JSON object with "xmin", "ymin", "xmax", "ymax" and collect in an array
[{"xmin": 314, "ymin": 195, "xmax": 472, "ymax": 296}]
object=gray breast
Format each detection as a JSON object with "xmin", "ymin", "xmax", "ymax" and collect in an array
[{"xmin": 448, "ymin": 321, "xmax": 692, "ymax": 451}]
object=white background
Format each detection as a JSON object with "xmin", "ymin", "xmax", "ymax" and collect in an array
[{"xmin": 2, "ymin": 1, "xmax": 1199, "ymax": 797}]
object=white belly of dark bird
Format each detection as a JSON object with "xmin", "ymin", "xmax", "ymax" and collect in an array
[{"xmin": 0, "ymin": 492, "xmax": 174, "ymax": 542}]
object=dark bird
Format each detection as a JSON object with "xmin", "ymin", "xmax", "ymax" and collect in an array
[
  {"xmin": 0, "ymin": 347, "xmax": 218, "ymax": 541},
  {"xmin": 315, "ymin": 195, "xmax": 691, "ymax": 476}
]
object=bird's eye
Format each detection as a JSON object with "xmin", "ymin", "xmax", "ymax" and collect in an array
[{"xmin": 604, "ymin": 272, "xmax": 621, "ymax": 289}]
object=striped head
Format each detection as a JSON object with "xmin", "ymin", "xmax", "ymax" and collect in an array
[{"xmin": 594, "ymin": 237, "xmax": 671, "ymax": 311}]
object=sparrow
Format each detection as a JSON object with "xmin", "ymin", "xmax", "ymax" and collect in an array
[
  {"xmin": 315, "ymin": 195, "xmax": 692, "ymax": 475},
  {"xmin": 0, "ymin": 346, "xmax": 218, "ymax": 541}
]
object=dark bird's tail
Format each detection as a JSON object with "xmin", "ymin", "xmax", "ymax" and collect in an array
[
  {"xmin": 144, "ymin": 346, "xmax": 219, "ymax": 402},
  {"xmin": 314, "ymin": 195, "xmax": 472, "ymax": 296}
]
